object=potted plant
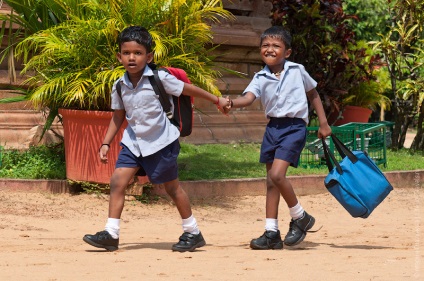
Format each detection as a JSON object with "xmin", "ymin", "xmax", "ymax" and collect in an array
[
  {"xmin": 329, "ymin": 68, "xmax": 392, "ymax": 125},
  {"xmin": 1, "ymin": 0, "xmax": 233, "ymax": 183}
]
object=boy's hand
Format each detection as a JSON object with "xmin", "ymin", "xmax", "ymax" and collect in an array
[
  {"xmin": 99, "ymin": 145, "xmax": 109, "ymax": 163},
  {"xmin": 318, "ymin": 124, "xmax": 332, "ymax": 139}
]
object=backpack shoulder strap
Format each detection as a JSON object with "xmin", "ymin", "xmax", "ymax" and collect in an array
[
  {"xmin": 116, "ymin": 80, "xmax": 122, "ymax": 99},
  {"xmin": 148, "ymin": 69, "xmax": 173, "ymax": 119}
]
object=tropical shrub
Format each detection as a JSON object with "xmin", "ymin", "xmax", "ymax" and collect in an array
[
  {"xmin": 270, "ymin": 0, "xmax": 385, "ymax": 118},
  {"xmin": 371, "ymin": 0, "xmax": 424, "ymax": 151},
  {"xmin": 342, "ymin": 0, "xmax": 392, "ymax": 42},
  {"xmin": 0, "ymin": 0, "xmax": 234, "ymax": 130}
]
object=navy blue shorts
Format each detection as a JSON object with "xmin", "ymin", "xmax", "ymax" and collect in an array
[
  {"xmin": 115, "ymin": 140, "xmax": 180, "ymax": 184},
  {"xmin": 260, "ymin": 117, "xmax": 307, "ymax": 167}
]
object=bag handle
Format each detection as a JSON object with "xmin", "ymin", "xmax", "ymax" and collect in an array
[
  {"xmin": 322, "ymin": 137, "xmax": 343, "ymax": 174},
  {"xmin": 322, "ymin": 134, "xmax": 359, "ymax": 174},
  {"xmin": 331, "ymin": 134, "xmax": 358, "ymax": 164}
]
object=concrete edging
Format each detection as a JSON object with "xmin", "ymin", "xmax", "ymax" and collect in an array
[{"xmin": 0, "ymin": 170, "xmax": 422, "ymax": 199}]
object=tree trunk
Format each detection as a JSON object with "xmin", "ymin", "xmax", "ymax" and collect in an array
[
  {"xmin": 391, "ymin": 97, "xmax": 414, "ymax": 150},
  {"xmin": 391, "ymin": 98, "xmax": 404, "ymax": 149},
  {"xmin": 410, "ymin": 102, "xmax": 424, "ymax": 152}
]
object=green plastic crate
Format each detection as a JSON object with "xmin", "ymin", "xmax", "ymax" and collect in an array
[
  {"xmin": 299, "ymin": 122, "xmax": 387, "ymax": 168},
  {"xmin": 300, "ymin": 126, "xmax": 354, "ymax": 168},
  {"xmin": 373, "ymin": 121, "xmax": 394, "ymax": 147}
]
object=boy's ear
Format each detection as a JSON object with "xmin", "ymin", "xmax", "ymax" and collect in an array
[
  {"xmin": 285, "ymin": 48, "xmax": 292, "ymax": 58},
  {"xmin": 147, "ymin": 52, "xmax": 154, "ymax": 63},
  {"xmin": 116, "ymin": 52, "xmax": 122, "ymax": 63}
]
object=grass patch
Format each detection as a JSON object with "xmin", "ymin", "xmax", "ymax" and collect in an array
[
  {"xmin": 0, "ymin": 142, "xmax": 422, "ymax": 181},
  {"xmin": 178, "ymin": 142, "xmax": 424, "ymax": 180},
  {"xmin": 0, "ymin": 143, "xmax": 66, "ymax": 179},
  {"xmin": 178, "ymin": 143, "xmax": 265, "ymax": 180}
]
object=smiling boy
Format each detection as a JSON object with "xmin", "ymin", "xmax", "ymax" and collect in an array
[{"xmin": 225, "ymin": 26, "xmax": 332, "ymax": 249}]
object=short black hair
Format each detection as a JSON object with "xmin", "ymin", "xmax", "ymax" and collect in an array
[
  {"xmin": 260, "ymin": 26, "xmax": 292, "ymax": 49},
  {"xmin": 117, "ymin": 26, "xmax": 154, "ymax": 53}
]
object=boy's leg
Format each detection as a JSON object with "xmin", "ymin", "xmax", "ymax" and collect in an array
[
  {"xmin": 265, "ymin": 163, "xmax": 281, "ymax": 219},
  {"xmin": 83, "ymin": 167, "xmax": 138, "ymax": 251},
  {"xmin": 268, "ymin": 159, "xmax": 315, "ymax": 246},
  {"xmin": 108, "ymin": 167, "xmax": 139, "ymax": 218},
  {"xmin": 163, "ymin": 178, "xmax": 206, "ymax": 252},
  {"xmin": 267, "ymin": 159, "xmax": 298, "ymax": 207},
  {"xmin": 141, "ymin": 140, "xmax": 205, "ymax": 252},
  {"xmin": 250, "ymin": 163, "xmax": 287, "ymax": 250},
  {"xmin": 163, "ymin": 178, "xmax": 192, "ymax": 219}
]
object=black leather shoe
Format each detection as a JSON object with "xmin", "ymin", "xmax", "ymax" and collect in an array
[
  {"xmin": 83, "ymin": 230, "xmax": 119, "ymax": 251},
  {"xmin": 172, "ymin": 232, "xmax": 206, "ymax": 252},
  {"xmin": 250, "ymin": 230, "xmax": 283, "ymax": 250},
  {"xmin": 284, "ymin": 211, "xmax": 315, "ymax": 246}
]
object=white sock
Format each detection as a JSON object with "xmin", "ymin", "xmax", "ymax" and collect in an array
[
  {"xmin": 182, "ymin": 215, "xmax": 200, "ymax": 235},
  {"xmin": 105, "ymin": 218, "xmax": 120, "ymax": 239},
  {"xmin": 289, "ymin": 203, "xmax": 305, "ymax": 220},
  {"xmin": 265, "ymin": 218, "xmax": 278, "ymax": 232}
]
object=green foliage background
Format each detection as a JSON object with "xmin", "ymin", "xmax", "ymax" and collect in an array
[{"xmin": 0, "ymin": 0, "xmax": 234, "ymax": 134}]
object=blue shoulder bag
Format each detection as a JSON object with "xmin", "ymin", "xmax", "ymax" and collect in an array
[{"xmin": 322, "ymin": 134, "xmax": 393, "ymax": 218}]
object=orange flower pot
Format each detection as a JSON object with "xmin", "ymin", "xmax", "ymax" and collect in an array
[
  {"xmin": 328, "ymin": 105, "xmax": 372, "ymax": 126},
  {"xmin": 59, "ymin": 109, "xmax": 148, "ymax": 184}
]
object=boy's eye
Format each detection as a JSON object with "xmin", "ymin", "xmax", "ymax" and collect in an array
[{"xmin": 261, "ymin": 44, "xmax": 281, "ymax": 50}]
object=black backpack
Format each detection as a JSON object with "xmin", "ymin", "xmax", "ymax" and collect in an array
[{"xmin": 116, "ymin": 67, "xmax": 194, "ymax": 137}]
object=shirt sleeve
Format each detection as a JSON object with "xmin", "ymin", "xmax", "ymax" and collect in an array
[
  {"xmin": 158, "ymin": 70, "xmax": 185, "ymax": 97},
  {"xmin": 243, "ymin": 73, "xmax": 261, "ymax": 98},
  {"xmin": 300, "ymin": 65, "xmax": 317, "ymax": 92}
]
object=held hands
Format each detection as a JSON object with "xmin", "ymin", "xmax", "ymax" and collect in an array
[
  {"xmin": 215, "ymin": 96, "xmax": 232, "ymax": 115},
  {"xmin": 222, "ymin": 96, "xmax": 233, "ymax": 115}
]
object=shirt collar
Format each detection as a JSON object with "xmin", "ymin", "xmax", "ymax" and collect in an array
[
  {"xmin": 256, "ymin": 60, "xmax": 297, "ymax": 76},
  {"xmin": 120, "ymin": 65, "xmax": 154, "ymax": 87}
]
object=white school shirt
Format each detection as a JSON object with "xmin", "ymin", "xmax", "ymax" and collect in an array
[
  {"xmin": 243, "ymin": 60, "xmax": 317, "ymax": 124},
  {"xmin": 111, "ymin": 65, "xmax": 184, "ymax": 157}
]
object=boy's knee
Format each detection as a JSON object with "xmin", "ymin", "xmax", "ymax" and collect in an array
[
  {"xmin": 268, "ymin": 172, "xmax": 287, "ymax": 185},
  {"xmin": 109, "ymin": 176, "xmax": 128, "ymax": 193},
  {"xmin": 165, "ymin": 186, "xmax": 181, "ymax": 198}
]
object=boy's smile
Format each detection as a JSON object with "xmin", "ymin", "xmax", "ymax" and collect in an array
[
  {"xmin": 117, "ymin": 41, "xmax": 153, "ymax": 80},
  {"xmin": 260, "ymin": 37, "xmax": 292, "ymax": 74}
]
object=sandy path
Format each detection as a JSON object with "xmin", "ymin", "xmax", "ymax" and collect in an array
[{"xmin": 0, "ymin": 187, "xmax": 422, "ymax": 281}]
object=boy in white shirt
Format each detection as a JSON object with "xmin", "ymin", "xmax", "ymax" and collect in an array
[
  {"xmin": 225, "ymin": 26, "xmax": 332, "ymax": 249},
  {"xmin": 83, "ymin": 26, "xmax": 228, "ymax": 252}
]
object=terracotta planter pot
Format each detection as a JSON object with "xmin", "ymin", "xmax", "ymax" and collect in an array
[
  {"xmin": 59, "ymin": 109, "xmax": 148, "ymax": 184},
  {"xmin": 328, "ymin": 105, "xmax": 372, "ymax": 126}
]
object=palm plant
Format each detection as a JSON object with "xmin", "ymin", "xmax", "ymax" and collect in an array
[
  {"xmin": 342, "ymin": 68, "xmax": 392, "ymax": 111},
  {"xmin": 1, "ymin": 0, "xmax": 234, "ymax": 131},
  {"xmin": 342, "ymin": 82, "xmax": 391, "ymax": 111},
  {"xmin": 0, "ymin": 0, "xmax": 67, "ymax": 83}
]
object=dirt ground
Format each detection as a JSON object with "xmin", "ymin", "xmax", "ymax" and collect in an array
[{"xmin": 0, "ymin": 186, "xmax": 422, "ymax": 281}]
